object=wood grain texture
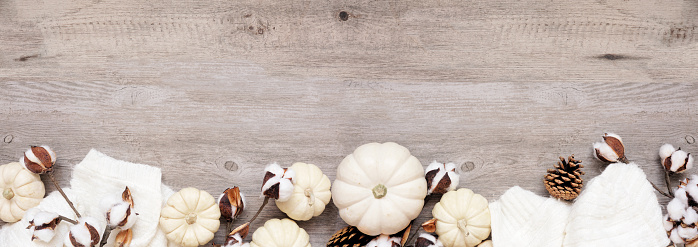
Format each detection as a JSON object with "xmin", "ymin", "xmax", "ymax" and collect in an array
[{"xmin": 1, "ymin": 0, "xmax": 697, "ymax": 245}]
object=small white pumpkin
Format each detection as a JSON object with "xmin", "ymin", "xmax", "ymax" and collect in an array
[
  {"xmin": 332, "ymin": 142, "xmax": 428, "ymax": 236},
  {"xmin": 160, "ymin": 187, "xmax": 221, "ymax": 247},
  {"xmin": 0, "ymin": 162, "xmax": 45, "ymax": 222},
  {"xmin": 276, "ymin": 162, "xmax": 331, "ymax": 221},
  {"xmin": 250, "ymin": 218, "xmax": 311, "ymax": 247},
  {"xmin": 433, "ymin": 188, "xmax": 490, "ymax": 247}
]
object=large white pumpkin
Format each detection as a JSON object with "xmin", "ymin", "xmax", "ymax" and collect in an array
[
  {"xmin": 332, "ymin": 142, "xmax": 427, "ymax": 236},
  {"xmin": 0, "ymin": 162, "xmax": 45, "ymax": 222},
  {"xmin": 276, "ymin": 162, "xmax": 332, "ymax": 221}
]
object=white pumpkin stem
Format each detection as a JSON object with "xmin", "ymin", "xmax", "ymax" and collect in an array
[
  {"xmin": 2, "ymin": 188, "xmax": 14, "ymax": 200},
  {"xmin": 185, "ymin": 213, "xmax": 198, "ymax": 224},
  {"xmin": 457, "ymin": 219, "xmax": 469, "ymax": 235},
  {"xmin": 47, "ymin": 171, "xmax": 81, "ymax": 218},
  {"xmin": 304, "ymin": 188, "xmax": 315, "ymax": 207},
  {"xmin": 372, "ymin": 184, "xmax": 387, "ymax": 199}
]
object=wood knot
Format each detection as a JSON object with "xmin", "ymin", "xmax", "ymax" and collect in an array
[
  {"xmin": 224, "ymin": 161, "xmax": 239, "ymax": 171},
  {"xmin": 339, "ymin": 11, "xmax": 349, "ymax": 21}
]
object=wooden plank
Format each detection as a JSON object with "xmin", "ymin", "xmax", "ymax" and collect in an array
[{"xmin": 1, "ymin": 0, "xmax": 697, "ymax": 245}]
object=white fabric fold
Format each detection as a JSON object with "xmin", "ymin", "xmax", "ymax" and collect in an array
[
  {"xmin": 563, "ymin": 162, "xmax": 669, "ymax": 247},
  {"xmin": 489, "ymin": 186, "xmax": 570, "ymax": 247},
  {"xmin": 0, "ymin": 149, "xmax": 174, "ymax": 247}
]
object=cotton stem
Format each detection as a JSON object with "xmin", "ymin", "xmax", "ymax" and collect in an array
[
  {"xmin": 664, "ymin": 169, "xmax": 673, "ymax": 195},
  {"xmin": 650, "ymin": 180, "xmax": 673, "ymax": 198},
  {"xmin": 250, "ymin": 197, "xmax": 269, "ymax": 224},
  {"xmin": 47, "ymin": 171, "xmax": 81, "ymax": 218},
  {"xmin": 99, "ymin": 226, "xmax": 115, "ymax": 247},
  {"xmin": 58, "ymin": 215, "xmax": 78, "ymax": 225}
]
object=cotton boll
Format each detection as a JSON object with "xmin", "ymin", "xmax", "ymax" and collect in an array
[
  {"xmin": 261, "ymin": 163, "xmax": 295, "ymax": 201},
  {"xmin": 283, "ymin": 167, "xmax": 295, "ymax": 182},
  {"xmin": 593, "ymin": 133, "xmax": 626, "ymax": 163},
  {"xmin": 366, "ymin": 235, "xmax": 402, "ymax": 247},
  {"xmin": 65, "ymin": 217, "xmax": 102, "ymax": 247},
  {"xmin": 660, "ymin": 144, "xmax": 676, "ymax": 161},
  {"xmin": 687, "ymin": 154, "xmax": 696, "ymax": 171},
  {"xmin": 444, "ymin": 163, "xmax": 459, "ymax": 190},
  {"xmin": 26, "ymin": 208, "xmax": 61, "ymax": 243},
  {"xmin": 670, "ymin": 151, "xmax": 690, "ymax": 172},
  {"xmin": 107, "ymin": 202, "xmax": 137, "ymax": 229},
  {"xmin": 664, "ymin": 214, "xmax": 675, "ymax": 231},
  {"xmin": 21, "ymin": 145, "xmax": 57, "ymax": 174},
  {"xmin": 264, "ymin": 163, "xmax": 285, "ymax": 176},
  {"xmin": 593, "ymin": 142, "xmax": 619, "ymax": 162},
  {"xmin": 223, "ymin": 232, "xmax": 250, "ymax": 247},
  {"xmin": 668, "ymin": 198, "xmax": 687, "ymax": 221},
  {"xmin": 687, "ymin": 179, "xmax": 698, "ymax": 203},
  {"xmin": 276, "ymin": 179, "xmax": 294, "ymax": 202},
  {"xmin": 415, "ymin": 233, "xmax": 444, "ymax": 247},
  {"xmin": 425, "ymin": 161, "xmax": 460, "ymax": 195},
  {"xmin": 670, "ymin": 228, "xmax": 686, "ymax": 244},
  {"xmin": 676, "ymin": 188, "xmax": 690, "ymax": 205},
  {"xmin": 99, "ymin": 195, "xmax": 121, "ymax": 214},
  {"xmin": 686, "ymin": 208, "xmax": 698, "ymax": 226},
  {"xmin": 679, "ymin": 226, "xmax": 698, "ymax": 241}
]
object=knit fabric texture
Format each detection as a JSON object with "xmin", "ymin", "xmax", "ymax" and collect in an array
[
  {"xmin": 563, "ymin": 162, "xmax": 669, "ymax": 247},
  {"xmin": 0, "ymin": 149, "xmax": 177, "ymax": 247},
  {"xmin": 489, "ymin": 186, "xmax": 570, "ymax": 247}
]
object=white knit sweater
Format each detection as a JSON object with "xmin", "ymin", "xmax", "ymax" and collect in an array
[
  {"xmin": 489, "ymin": 186, "xmax": 570, "ymax": 247},
  {"xmin": 490, "ymin": 163, "xmax": 670, "ymax": 247},
  {"xmin": 563, "ymin": 162, "xmax": 669, "ymax": 247}
]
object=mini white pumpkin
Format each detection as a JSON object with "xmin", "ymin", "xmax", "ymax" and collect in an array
[
  {"xmin": 250, "ymin": 218, "xmax": 311, "ymax": 247},
  {"xmin": 0, "ymin": 162, "xmax": 45, "ymax": 222},
  {"xmin": 160, "ymin": 187, "xmax": 221, "ymax": 247},
  {"xmin": 433, "ymin": 188, "xmax": 490, "ymax": 247},
  {"xmin": 332, "ymin": 142, "xmax": 428, "ymax": 236},
  {"xmin": 276, "ymin": 162, "xmax": 331, "ymax": 221}
]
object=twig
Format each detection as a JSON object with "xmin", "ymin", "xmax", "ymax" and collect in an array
[
  {"xmin": 664, "ymin": 169, "xmax": 673, "ymax": 194},
  {"xmin": 47, "ymin": 171, "xmax": 81, "ymax": 218},
  {"xmin": 58, "ymin": 215, "xmax": 78, "ymax": 225},
  {"xmin": 226, "ymin": 218, "xmax": 237, "ymax": 234},
  {"xmin": 250, "ymin": 197, "xmax": 269, "ymax": 224},
  {"xmin": 619, "ymin": 156, "xmax": 629, "ymax": 164},
  {"xmin": 99, "ymin": 226, "xmax": 115, "ymax": 247},
  {"xmin": 650, "ymin": 180, "xmax": 673, "ymax": 198}
]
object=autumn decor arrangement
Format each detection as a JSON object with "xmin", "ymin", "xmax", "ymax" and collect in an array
[{"xmin": 0, "ymin": 135, "xmax": 693, "ymax": 247}]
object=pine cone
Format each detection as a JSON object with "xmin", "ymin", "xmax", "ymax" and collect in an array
[
  {"xmin": 327, "ymin": 226, "xmax": 373, "ymax": 247},
  {"xmin": 544, "ymin": 155, "xmax": 584, "ymax": 200}
]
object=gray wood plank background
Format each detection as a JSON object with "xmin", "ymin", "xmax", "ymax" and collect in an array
[{"xmin": 1, "ymin": 0, "xmax": 697, "ymax": 245}]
